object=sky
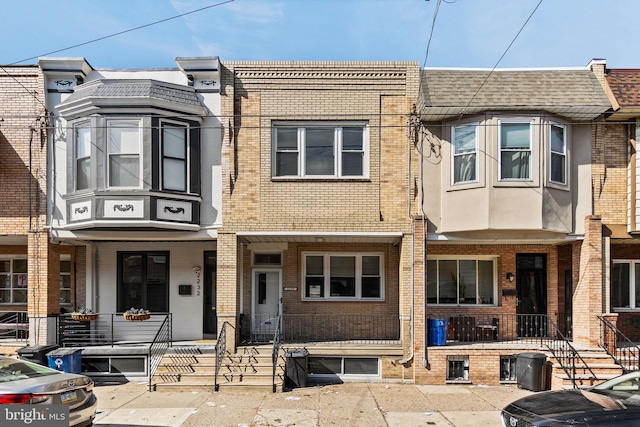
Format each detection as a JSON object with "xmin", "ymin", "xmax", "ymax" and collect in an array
[{"xmin": 2, "ymin": 0, "xmax": 639, "ymax": 70}]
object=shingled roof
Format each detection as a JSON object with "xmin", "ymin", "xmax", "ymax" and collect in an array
[
  {"xmin": 419, "ymin": 68, "xmax": 611, "ymax": 121},
  {"xmin": 606, "ymin": 69, "xmax": 640, "ymax": 107}
]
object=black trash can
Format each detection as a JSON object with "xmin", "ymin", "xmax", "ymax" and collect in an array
[
  {"xmin": 46, "ymin": 348, "xmax": 83, "ymax": 374},
  {"xmin": 285, "ymin": 349, "xmax": 309, "ymax": 388},
  {"xmin": 516, "ymin": 352, "xmax": 547, "ymax": 391},
  {"xmin": 17, "ymin": 345, "xmax": 59, "ymax": 366}
]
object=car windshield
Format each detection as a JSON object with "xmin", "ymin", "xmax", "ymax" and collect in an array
[
  {"xmin": 590, "ymin": 372, "xmax": 640, "ymax": 404},
  {"xmin": 0, "ymin": 359, "xmax": 59, "ymax": 382}
]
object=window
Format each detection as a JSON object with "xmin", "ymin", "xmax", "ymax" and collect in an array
[
  {"xmin": 253, "ymin": 253, "xmax": 282, "ymax": 266},
  {"xmin": 303, "ymin": 253, "xmax": 382, "ymax": 300},
  {"xmin": 60, "ymin": 256, "xmax": 71, "ymax": 305},
  {"xmin": 500, "ymin": 356, "xmax": 517, "ymax": 382},
  {"xmin": 452, "ymin": 123, "xmax": 478, "ymax": 184},
  {"xmin": 0, "ymin": 258, "xmax": 27, "ymax": 304},
  {"xmin": 499, "ymin": 121, "xmax": 532, "ymax": 180},
  {"xmin": 426, "ymin": 257, "xmax": 495, "ymax": 305},
  {"xmin": 447, "ymin": 355, "xmax": 469, "ymax": 381},
  {"xmin": 308, "ymin": 357, "xmax": 379, "ymax": 377},
  {"xmin": 75, "ymin": 125, "xmax": 91, "ymax": 190},
  {"xmin": 161, "ymin": 123, "xmax": 188, "ymax": 192},
  {"xmin": 273, "ymin": 123, "xmax": 368, "ymax": 178},
  {"xmin": 117, "ymin": 252, "xmax": 169, "ymax": 312},
  {"xmin": 612, "ymin": 261, "xmax": 640, "ymax": 309},
  {"xmin": 108, "ymin": 120, "xmax": 141, "ymax": 187},
  {"xmin": 549, "ymin": 123, "xmax": 567, "ymax": 185}
]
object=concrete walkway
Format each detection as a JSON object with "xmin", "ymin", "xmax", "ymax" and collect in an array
[{"xmin": 93, "ymin": 381, "xmax": 533, "ymax": 426}]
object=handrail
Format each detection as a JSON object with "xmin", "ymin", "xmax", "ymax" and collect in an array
[
  {"xmin": 598, "ymin": 316, "xmax": 640, "ymax": 372},
  {"xmin": 0, "ymin": 310, "xmax": 28, "ymax": 341},
  {"xmin": 271, "ymin": 314, "xmax": 283, "ymax": 393},
  {"xmin": 545, "ymin": 316, "xmax": 596, "ymax": 389},
  {"xmin": 214, "ymin": 321, "xmax": 230, "ymax": 392},
  {"xmin": 147, "ymin": 313, "xmax": 172, "ymax": 392}
]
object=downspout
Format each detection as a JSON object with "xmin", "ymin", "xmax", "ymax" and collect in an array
[{"xmin": 418, "ymin": 122, "xmax": 430, "ymax": 369}]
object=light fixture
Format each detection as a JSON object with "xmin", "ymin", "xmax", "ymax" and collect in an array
[
  {"xmin": 506, "ymin": 272, "xmax": 514, "ymax": 282},
  {"xmin": 193, "ymin": 266, "xmax": 201, "ymax": 274}
]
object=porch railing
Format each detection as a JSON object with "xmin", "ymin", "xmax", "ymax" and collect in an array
[
  {"xmin": 272, "ymin": 314, "xmax": 282, "ymax": 393},
  {"xmin": 0, "ymin": 311, "xmax": 28, "ymax": 341},
  {"xmin": 147, "ymin": 314, "xmax": 172, "ymax": 392},
  {"xmin": 443, "ymin": 313, "xmax": 555, "ymax": 344},
  {"xmin": 214, "ymin": 321, "xmax": 231, "ymax": 392},
  {"xmin": 58, "ymin": 313, "xmax": 171, "ymax": 347},
  {"xmin": 545, "ymin": 316, "xmax": 595, "ymax": 389},
  {"xmin": 598, "ymin": 315, "xmax": 640, "ymax": 372},
  {"xmin": 239, "ymin": 314, "xmax": 400, "ymax": 344}
]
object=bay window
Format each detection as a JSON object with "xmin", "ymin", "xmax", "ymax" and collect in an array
[
  {"xmin": 499, "ymin": 121, "xmax": 532, "ymax": 180},
  {"xmin": 161, "ymin": 123, "xmax": 188, "ymax": 192},
  {"xmin": 75, "ymin": 125, "xmax": 91, "ymax": 191},
  {"xmin": 273, "ymin": 123, "xmax": 368, "ymax": 178},
  {"xmin": 452, "ymin": 123, "xmax": 478, "ymax": 184},
  {"xmin": 303, "ymin": 253, "xmax": 382, "ymax": 300},
  {"xmin": 427, "ymin": 257, "xmax": 495, "ymax": 305}
]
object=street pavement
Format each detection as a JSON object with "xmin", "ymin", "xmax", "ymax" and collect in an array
[{"xmin": 92, "ymin": 381, "xmax": 534, "ymax": 426}]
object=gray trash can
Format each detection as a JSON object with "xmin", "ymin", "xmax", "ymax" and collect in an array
[
  {"xmin": 516, "ymin": 352, "xmax": 547, "ymax": 391},
  {"xmin": 17, "ymin": 345, "xmax": 59, "ymax": 366},
  {"xmin": 285, "ymin": 349, "xmax": 309, "ymax": 388}
]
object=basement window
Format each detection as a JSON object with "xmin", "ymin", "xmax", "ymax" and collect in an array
[
  {"xmin": 308, "ymin": 356, "xmax": 379, "ymax": 379},
  {"xmin": 500, "ymin": 355, "xmax": 517, "ymax": 382},
  {"xmin": 446, "ymin": 355, "xmax": 469, "ymax": 382}
]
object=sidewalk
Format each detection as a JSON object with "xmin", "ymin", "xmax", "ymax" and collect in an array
[{"xmin": 92, "ymin": 381, "xmax": 533, "ymax": 426}]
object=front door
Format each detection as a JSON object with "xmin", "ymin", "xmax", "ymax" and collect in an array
[
  {"xmin": 251, "ymin": 270, "xmax": 281, "ymax": 340},
  {"xmin": 516, "ymin": 254, "xmax": 547, "ymax": 337},
  {"xmin": 203, "ymin": 251, "xmax": 217, "ymax": 336}
]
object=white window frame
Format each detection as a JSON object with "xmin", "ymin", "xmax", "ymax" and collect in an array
[
  {"xmin": 272, "ymin": 122, "xmax": 369, "ymax": 179},
  {"xmin": 426, "ymin": 256, "xmax": 497, "ymax": 306},
  {"xmin": 446, "ymin": 355, "xmax": 470, "ymax": 381},
  {"xmin": 160, "ymin": 120, "xmax": 190, "ymax": 192},
  {"xmin": 0, "ymin": 256, "xmax": 28, "ymax": 305},
  {"xmin": 498, "ymin": 120, "xmax": 533, "ymax": 181},
  {"xmin": 74, "ymin": 123, "xmax": 91, "ymax": 191},
  {"xmin": 106, "ymin": 119, "xmax": 142, "ymax": 188},
  {"xmin": 60, "ymin": 255, "xmax": 72, "ymax": 306},
  {"xmin": 302, "ymin": 252, "xmax": 383, "ymax": 301},
  {"xmin": 611, "ymin": 260, "xmax": 640, "ymax": 310},
  {"xmin": 451, "ymin": 123, "xmax": 479, "ymax": 184},
  {"xmin": 549, "ymin": 122, "xmax": 567, "ymax": 186}
]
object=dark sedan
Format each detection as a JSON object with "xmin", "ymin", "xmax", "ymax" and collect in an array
[
  {"xmin": 0, "ymin": 356, "xmax": 97, "ymax": 426},
  {"xmin": 502, "ymin": 371, "xmax": 640, "ymax": 426}
]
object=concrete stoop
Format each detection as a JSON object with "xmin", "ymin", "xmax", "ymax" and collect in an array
[
  {"xmin": 549, "ymin": 348, "xmax": 623, "ymax": 390},
  {"xmin": 152, "ymin": 345, "xmax": 285, "ymax": 392}
]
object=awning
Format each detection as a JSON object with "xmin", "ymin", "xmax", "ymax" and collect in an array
[{"xmin": 236, "ymin": 231, "xmax": 403, "ymax": 245}]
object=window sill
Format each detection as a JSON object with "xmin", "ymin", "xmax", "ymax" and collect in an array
[
  {"xmin": 302, "ymin": 298, "xmax": 385, "ymax": 302},
  {"xmin": 445, "ymin": 380, "xmax": 471, "ymax": 384},
  {"xmin": 272, "ymin": 177, "xmax": 371, "ymax": 183}
]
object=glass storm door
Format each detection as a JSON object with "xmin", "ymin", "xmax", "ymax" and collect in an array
[{"xmin": 252, "ymin": 270, "xmax": 281, "ymax": 337}]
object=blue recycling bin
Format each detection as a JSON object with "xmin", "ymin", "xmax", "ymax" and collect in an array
[
  {"xmin": 428, "ymin": 319, "xmax": 448, "ymax": 346},
  {"xmin": 46, "ymin": 348, "xmax": 82, "ymax": 374}
]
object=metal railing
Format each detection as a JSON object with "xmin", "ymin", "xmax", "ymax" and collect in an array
[
  {"xmin": 546, "ymin": 316, "xmax": 595, "ymax": 389},
  {"xmin": 240, "ymin": 314, "xmax": 401, "ymax": 344},
  {"xmin": 598, "ymin": 316, "xmax": 640, "ymax": 372},
  {"xmin": 271, "ymin": 314, "xmax": 282, "ymax": 393},
  {"xmin": 58, "ymin": 313, "xmax": 171, "ymax": 347},
  {"xmin": 214, "ymin": 321, "xmax": 231, "ymax": 392},
  {"xmin": 0, "ymin": 311, "xmax": 28, "ymax": 341},
  {"xmin": 442, "ymin": 313, "xmax": 554, "ymax": 344},
  {"xmin": 147, "ymin": 314, "xmax": 173, "ymax": 392}
]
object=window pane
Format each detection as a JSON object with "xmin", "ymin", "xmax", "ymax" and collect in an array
[
  {"xmin": 305, "ymin": 128, "xmax": 334, "ymax": 175},
  {"xmin": 76, "ymin": 127, "xmax": 91, "ymax": 158},
  {"xmin": 550, "ymin": 153, "xmax": 565, "ymax": 183},
  {"xmin": 361, "ymin": 277, "xmax": 380, "ymax": 298},
  {"xmin": 612, "ymin": 263, "xmax": 630, "ymax": 308},
  {"xmin": 501, "ymin": 124, "xmax": 530, "ymax": 149},
  {"xmin": 454, "ymin": 125, "xmax": 476, "ymax": 153},
  {"xmin": 309, "ymin": 357, "xmax": 341, "ymax": 374},
  {"xmin": 362, "ymin": 256, "xmax": 379, "ymax": 275},
  {"xmin": 551, "ymin": 125, "xmax": 565, "ymax": 153},
  {"xmin": 501, "ymin": 151, "xmax": 530, "ymax": 179},
  {"xmin": 110, "ymin": 155, "xmax": 140, "ymax": 186},
  {"xmin": 342, "ymin": 152, "xmax": 363, "ymax": 176},
  {"xmin": 426, "ymin": 260, "xmax": 438, "ymax": 304},
  {"xmin": 344, "ymin": 358, "xmax": 378, "ymax": 375},
  {"xmin": 109, "ymin": 123, "xmax": 139, "ymax": 153},
  {"xmin": 276, "ymin": 152, "xmax": 298, "ymax": 176},
  {"xmin": 0, "ymin": 261, "xmax": 9, "ymax": 273},
  {"xmin": 459, "ymin": 260, "xmax": 477, "ymax": 304},
  {"xmin": 276, "ymin": 128, "xmax": 298, "ymax": 150},
  {"xmin": 453, "ymin": 153, "xmax": 476, "ymax": 183},
  {"xmin": 163, "ymin": 158, "xmax": 186, "ymax": 191},
  {"xmin": 478, "ymin": 260, "xmax": 494, "ymax": 304},
  {"xmin": 163, "ymin": 127, "xmax": 186, "ymax": 158},
  {"xmin": 330, "ymin": 256, "xmax": 355, "ymax": 297},
  {"xmin": 439, "ymin": 260, "xmax": 457, "ymax": 304},
  {"xmin": 13, "ymin": 260, "xmax": 27, "ymax": 273},
  {"xmin": 305, "ymin": 277, "xmax": 324, "ymax": 298},
  {"xmin": 306, "ymin": 256, "xmax": 324, "ymax": 275},
  {"xmin": 76, "ymin": 158, "xmax": 91, "ymax": 190}
]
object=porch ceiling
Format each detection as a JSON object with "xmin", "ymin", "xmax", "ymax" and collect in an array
[{"xmin": 236, "ymin": 231, "xmax": 403, "ymax": 245}]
